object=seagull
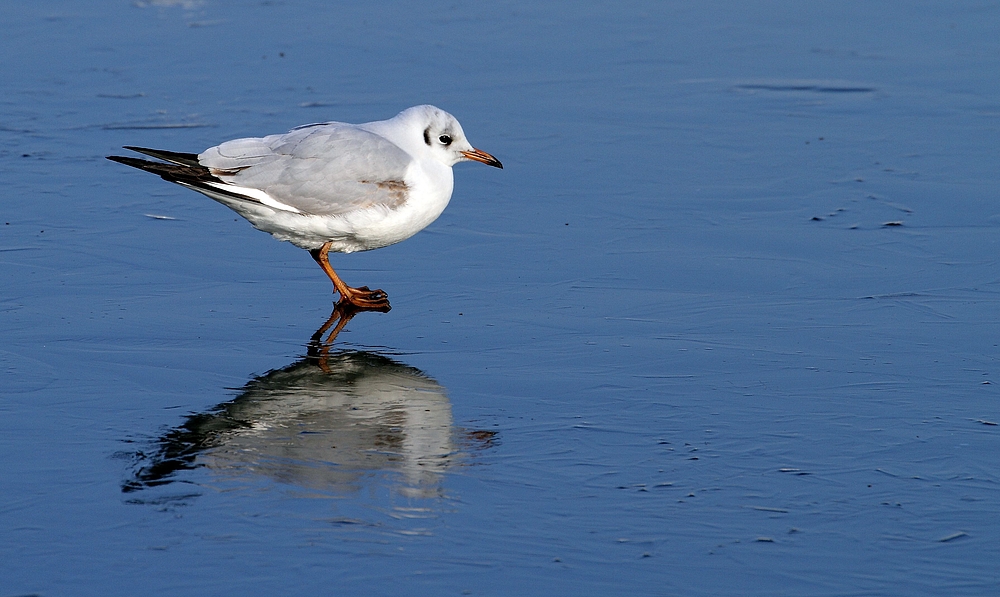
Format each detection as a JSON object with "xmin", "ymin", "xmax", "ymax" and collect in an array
[{"xmin": 107, "ymin": 105, "xmax": 502, "ymax": 311}]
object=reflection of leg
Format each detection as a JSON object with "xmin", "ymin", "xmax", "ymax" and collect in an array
[
  {"xmin": 308, "ymin": 303, "xmax": 359, "ymax": 373},
  {"xmin": 309, "ymin": 305, "xmax": 351, "ymax": 346},
  {"xmin": 309, "ymin": 242, "xmax": 391, "ymax": 311}
]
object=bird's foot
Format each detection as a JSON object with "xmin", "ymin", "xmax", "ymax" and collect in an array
[{"xmin": 337, "ymin": 286, "xmax": 391, "ymax": 312}]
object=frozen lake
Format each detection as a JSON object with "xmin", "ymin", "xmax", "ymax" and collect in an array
[{"xmin": 2, "ymin": 1, "xmax": 999, "ymax": 595}]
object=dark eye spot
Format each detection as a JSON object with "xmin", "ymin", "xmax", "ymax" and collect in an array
[
  {"xmin": 438, "ymin": 134, "xmax": 452, "ymax": 146},
  {"xmin": 423, "ymin": 127, "xmax": 432, "ymax": 146}
]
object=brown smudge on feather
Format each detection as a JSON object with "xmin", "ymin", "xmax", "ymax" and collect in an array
[
  {"xmin": 359, "ymin": 179, "xmax": 409, "ymax": 209},
  {"xmin": 210, "ymin": 166, "xmax": 251, "ymax": 177}
]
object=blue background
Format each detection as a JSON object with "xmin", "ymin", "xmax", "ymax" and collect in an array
[{"xmin": 2, "ymin": 1, "xmax": 998, "ymax": 595}]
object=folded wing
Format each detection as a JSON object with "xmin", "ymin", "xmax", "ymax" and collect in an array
[{"xmin": 198, "ymin": 123, "xmax": 415, "ymax": 215}]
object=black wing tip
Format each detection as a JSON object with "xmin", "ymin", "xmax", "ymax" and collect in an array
[
  {"xmin": 107, "ymin": 149, "xmax": 160, "ymax": 167},
  {"xmin": 117, "ymin": 146, "xmax": 202, "ymax": 167},
  {"xmin": 121, "ymin": 145, "xmax": 160, "ymax": 158},
  {"xmin": 106, "ymin": 154, "xmax": 147, "ymax": 167},
  {"xmin": 106, "ymin": 154, "xmax": 219, "ymax": 188}
]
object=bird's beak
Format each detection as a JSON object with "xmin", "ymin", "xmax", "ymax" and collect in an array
[{"xmin": 461, "ymin": 148, "xmax": 503, "ymax": 169}]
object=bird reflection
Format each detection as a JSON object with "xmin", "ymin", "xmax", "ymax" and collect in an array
[{"xmin": 123, "ymin": 305, "xmax": 497, "ymax": 499}]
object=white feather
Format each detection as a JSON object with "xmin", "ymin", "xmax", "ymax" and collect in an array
[{"xmin": 204, "ymin": 182, "xmax": 303, "ymax": 214}]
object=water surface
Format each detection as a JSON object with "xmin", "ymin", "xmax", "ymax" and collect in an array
[{"xmin": 2, "ymin": 1, "xmax": 999, "ymax": 595}]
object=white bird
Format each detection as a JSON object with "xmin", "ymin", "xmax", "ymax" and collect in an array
[{"xmin": 108, "ymin": 105, "xmax": 502, "ymax": 311}]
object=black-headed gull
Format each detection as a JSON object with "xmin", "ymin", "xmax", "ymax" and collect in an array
[{"xmin": 108, "ymin": 105, "xmax": 502, "ymax": 311}]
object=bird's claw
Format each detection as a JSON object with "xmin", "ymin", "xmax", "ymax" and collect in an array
[
  {"xmin": 353, "ymin": 286, "xmax": 388, "ymax": 300},
  {"xmin": 337, "ymin": 286, "xmax": 391, "ymax": 312}
]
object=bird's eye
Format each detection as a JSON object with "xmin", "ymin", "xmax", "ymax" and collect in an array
[{"xmin": 438, "ymin": 134, "xmax": 452, "ymax": 146}]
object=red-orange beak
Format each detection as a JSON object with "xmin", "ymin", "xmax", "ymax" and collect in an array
[{"xmin": 461, "ymin": 148, "xmax": 503, "ymax": 169}]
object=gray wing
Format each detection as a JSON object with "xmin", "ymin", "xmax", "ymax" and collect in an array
[{"xmin": 198, "ymin": 122, "xmax": 413, "ymax": 216}]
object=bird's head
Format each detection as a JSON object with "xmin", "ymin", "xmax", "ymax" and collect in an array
[{"xmin": 389, "ymin": 105, "xmax": 503, "ymax": 169}]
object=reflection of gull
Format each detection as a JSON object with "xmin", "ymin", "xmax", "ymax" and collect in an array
[{"xmin": 124, "ymin": 307, "xmax": 497, "ymax": 498}]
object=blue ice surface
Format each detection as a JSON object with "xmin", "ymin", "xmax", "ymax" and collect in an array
[{"xmin": 1, "ymin": 1, "xmax": 999, "ymax": 595}]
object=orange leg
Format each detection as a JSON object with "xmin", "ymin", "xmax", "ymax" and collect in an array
[{"xmin": 309, "ymin": 242, "xmax": 390, "ymax": 311}]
